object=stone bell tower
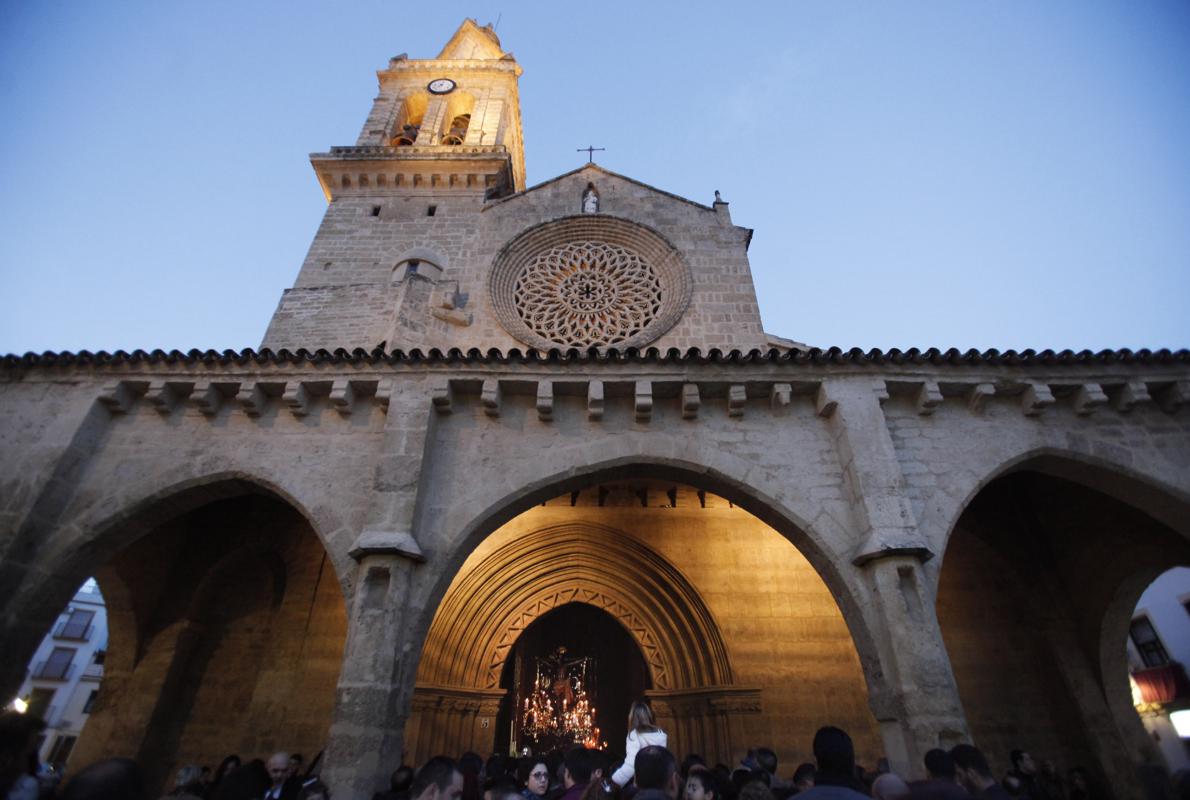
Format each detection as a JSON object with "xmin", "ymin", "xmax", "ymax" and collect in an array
[{"xmin": 262, "ymin": 19, "xmax": 525, "ymax": 351}]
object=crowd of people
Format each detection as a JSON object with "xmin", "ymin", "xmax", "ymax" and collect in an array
[{"xmin": 0, "ymin": 702, "xmax": 1168, "ymax": 800}]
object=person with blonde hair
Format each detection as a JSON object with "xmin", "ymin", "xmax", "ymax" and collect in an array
[{"xmin": 610, "ymin": 701, "xmax": 667, "ymax": 787}]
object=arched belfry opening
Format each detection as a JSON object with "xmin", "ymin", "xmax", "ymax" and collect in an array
[
  {"xmin": 935, "ymin": 456, "xmax": 1190, "ymax": 797},
  {"xmin": 408, "ymin": 478, "xmax": 881, "ymax": 769},
  {"xmin": 6, "ymin": 481, "xmax": 348, "ymax": 795}
]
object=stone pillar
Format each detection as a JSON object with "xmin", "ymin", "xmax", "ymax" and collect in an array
[
  {"xmin": 321, "ymin": 385, "xmax": 436, "ymax": 799},
  {"xmin": 818, "ymin": 379, "xmax": 969, "ymax": 776},
  {"xmin": 321, "ymin": 555, "xmax": 418, "ymax": 799}
]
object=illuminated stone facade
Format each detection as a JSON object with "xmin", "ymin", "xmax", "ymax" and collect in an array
[{"xmin": 2, "ymin": 19, "xmax": 1190, "ymax": 800}]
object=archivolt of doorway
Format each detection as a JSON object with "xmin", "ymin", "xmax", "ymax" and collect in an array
[{"xmin": 407, "ymin": 476, "xmax": 885, "ymax": 769}]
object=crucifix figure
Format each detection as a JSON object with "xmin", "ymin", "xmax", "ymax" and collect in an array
[{"xmin": 577, "ymin": 145, "xmax": 605, "ymax": 164}]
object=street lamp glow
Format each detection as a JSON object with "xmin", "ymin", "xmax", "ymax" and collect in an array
[{"xmin": 11, "ymin": 698, "xmax": 27, "ymax": 713}]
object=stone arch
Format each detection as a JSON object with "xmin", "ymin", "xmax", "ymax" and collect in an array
[
  {"xmin": 419, "ymin": 453, "xmax": 874, "ymax": 674},
  {"xmin": 924, "ymin": 446, "xmax": 1190, "ymax": 584},
  {"xmin": 439, "ymin": 91, "xmax": 476, "ymax": 145},
  {"xmin": 391, "ymin": 91, "xmax": 429, "ymax": 146},
  {"xmin": 934, "ymin": 450, "xmax": 1190, "ymax": 799},
  {"xmin": 403, "ymin": 451, "xmax": 886, "ymax": 766},
  {"xmin": 417, "ymin": 522, "xmax": 733, "ymax": 693}
]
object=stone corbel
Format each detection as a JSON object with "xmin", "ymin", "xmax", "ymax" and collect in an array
[
  {"xmin": 1020, "ymin": 382, "xmax": 1055, "ymax": 416},
  {"xmin": 329, "ymin": 379, "xmax": 356, "ymax": 416},
  {"xmin": 814, "ymin": 383, "xmax": 837, "ymax": 418},
  {"xmin": 635, "ymin": 381, "xmax": 653, "ymax": 422},
  {"xmin": 1072, "ymin": 383, "xmax": 1108, "ymax": 416},
  {"xmin": 192, "ymin": 381, "xmax": 227, "ymax": 417},
  {"xmin": 967, "ymin": 383, "xmax": 995, "ymax": 413},
  {"xmin": 915, "ymin": 381, "xmax": 943, "ymax": 415},
  {"xmin": 770, "ymin": 383, "xmax": 792, "ymax": 408},
  {"xmin": 237, "ymin": 382, "xmax": 270, "ymax": 417},
  {"xmin": 536, "ymin": 381, "xmax": 554, "ymax": 421},
  {"xmin": 681, "ymin": 383, "xmax": 700, "ymax": 419},
  {"xmin": 587, "ymin": 380, "xmax": 604, "ymax": 420},
  {"xmin": 98, "ymin": 380, "xmax": 148, "ymax": 414},
  {"xmin": 1158, "ymin": 380, "xmax": 1190, "ymax": 413},
  {"xmin": 1111, "ymin": 381, "xmax": 1151, "ymax": 412},
  {"xmin": 728, "ymin": 385, "xmax": 747, "ymax": 418},
  {"xmin": 348, "ymin": 528, "xmax": 426, "ymax": 563},
  {"xmin": 482, "ymin": 379, "xmax": 501, "ymax": 417},
  {"xmin": 431, "ymin": 379, "xmax": 453, "ymax": 414},
  {"xmin": 147, "ymin": 380, "xmax": 193, "ymax": 414},
  {"xmin": 283, "ymin": 382, "xmax": 311, "ymax": 417}
]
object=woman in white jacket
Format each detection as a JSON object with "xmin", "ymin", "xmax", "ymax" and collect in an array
[{"xmin": 611, "ymin": 701, "xmax": 668, "ymax": 787}]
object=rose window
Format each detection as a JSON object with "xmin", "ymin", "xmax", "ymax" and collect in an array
[
  {"xmin": 513, "ymin": 242, "xmax": 663, "ymax": 348},
  {"xmin": 489, "ymin": 215, "xmax": 692, "ymax": 351}
]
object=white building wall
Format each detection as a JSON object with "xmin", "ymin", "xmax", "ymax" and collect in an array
[
  {"xmin": 1129, "ymin": 567, "xmax": 1190, "ymax": 773},
  {"xmin": 7, "ymin": 578, "xmax": 108, "ymax": 768}
]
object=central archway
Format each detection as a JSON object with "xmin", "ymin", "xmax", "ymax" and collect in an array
[
  {"xmin": 408, "ymin": 521, "xmax": 746, "ymax": 762},
  {"xmin": 407, "ymin": 478, "xmax": 881, "ymax": 770}
]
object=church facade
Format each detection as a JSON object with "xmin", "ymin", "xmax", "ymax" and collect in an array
[{"xmin": 2, "ymin": 20, "xmax": 1189, "ymax": 800}]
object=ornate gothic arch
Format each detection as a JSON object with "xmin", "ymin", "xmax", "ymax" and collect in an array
[
  {"xmin": 417, "ymin": 522, "xmax": 733, "ymax": 692},
  {"xmin": 408, "ymin": 522, "xmax": 752, "ymax": 763}
]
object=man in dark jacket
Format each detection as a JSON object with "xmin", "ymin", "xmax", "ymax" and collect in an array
[
  {"xmin": 951, "ymin": 745, "xmax": 1010, "ymax": 800},
  {"xmin": 909, "ymin": 749, "xmax": 966, "ymax": 800},
  {"xmin": 634, "ymin": 746, "xmax": 680, "ymax": 800},
  {"xmin": 560, "ymin": 749, "xmax": 595, "ymax": 800}
]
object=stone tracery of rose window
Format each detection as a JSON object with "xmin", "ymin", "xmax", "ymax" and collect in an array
[{"xmin": 513, "ymin": 241, "xmax": 664, "ymax": 348}]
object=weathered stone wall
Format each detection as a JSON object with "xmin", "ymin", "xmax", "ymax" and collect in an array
[{"xmin": 262, "ymin": 167, "xmax": 765, "ymax": 354}]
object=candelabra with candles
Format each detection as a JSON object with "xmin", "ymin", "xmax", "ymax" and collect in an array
[{"xmin": 520, "ymin": 647, "xmax": 603, "ymax": 750}]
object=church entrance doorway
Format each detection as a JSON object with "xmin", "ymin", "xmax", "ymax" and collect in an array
[
  {"xmin": 494, "ymin": 602, "xmax": 650, "ymax": 756},
  {"xmin": 407, "ymin": 477, "xmax": 882, "ymax": 772}
]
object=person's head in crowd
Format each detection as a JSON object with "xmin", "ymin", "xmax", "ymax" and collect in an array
[
  {"xmin": 268, "ymin": 753, "xmax": 292, "ymax": 789},
  {"xmin": 737, "ymin": 780, "xmax": 773, "ymax": 800},
  {"xmin": 589, "ymin": 749, "xmax": 609, "ymax": 782},
  {"xmin": 1068, "ymin": 767, "xmax": 1089, "ymax": 794},
  {"xmin": 629, "ymin": 702, "xmax": 659, "ymax": 733},
  {"xmin": 635, "ymin": 745, "xmax": 679, "ymax": 799},
  {"xmin": 520, "ymin": 759, "xmax": 550, "ymax": 798},
  {"xmin": 486, "ymin": 756, "xmax": 508, "ymax": 784},
  {"xmin": 1003, "ymin": 774, "xmax": 1023, "ymax": 796},
  {"xmin": 685, "ymin": 768, "xmax": 716, "ymax": 800},
  {"xmin": 212, "ymin": 759, "xmax": 270, "ymax": 800},
  {"xmin": 564, "ymin": 748, "xmax": 594, "ymax": 789},
  {"xmin": 870, "ymin": 774, "xmax": 910, "ymax": 800},
  {"xmin": 484, "ymin": 776, "xmax": 520, "ymax": 800},
  {"xmin": 922, "ymin": 749, "xmax": 954, "ymax": 782},
  {"xmin": 950, "ymin": 745, "xmax": 995, "ymax": 794},
  {"xmin": 0, "ymin": 711, "xmax": 44, "ymax": 797},
  {"xmin": 391, "ymin": 765, "xmax": 415, "ymax": 793},
  {"xmin": 1009, "ymin": 750, "xmax": 1036, "ymax": 777},
  {"xmin": 413, "ymin": 757, "xmax": 465, "ymax": 800},
  {"xmin": 461, "ymin": 753, "xmax": 484, "ymax": 778},
  {"xmin": 290, "ymin": 754, "xmax": 305, "ymax": 779},
  {"xmin": 754, "ymin": 750, "xmax": 776, "ymax": 778},
  {"xmin": 681, "ymin": 755, "xmax": 707, "ymax": 781},
  {"xmin": 297, "ymin": 779, "xmax": 331, "ymax": 800},
  {"xmin": 579, "ymin": 776, "xmax": 619, "ymax": 800},
  {"xmin": 173, "ymin": 765, "xmax": 204, "ymax": 794},
  {"xmin": 811, "ymin": 727, "xmax": 856, "ymax": 786},
  {"xmin": 213, "ymin": 755, "xmax": 241, "ymax": 786},
  {"xmin": 59, "ymin": 757, "xmax": 147, "ymax": 800},
  {"xmin": 790, "ymin": 764, "xmax": 814, "ymax": 794}
]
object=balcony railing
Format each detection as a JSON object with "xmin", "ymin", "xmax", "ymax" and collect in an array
[
  {"xmin": 80, "ymin": 663, "xmax": 104, "ymax": 682},
  {"xmin": 32, "ymin": 660, "xmax": 74, "ymax": 681},
  {"xmin": 52, "ymin": 621, "xmax": 92, "ymax": 641}
]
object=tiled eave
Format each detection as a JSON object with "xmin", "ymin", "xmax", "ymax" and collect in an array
[{"xmin": 3, "ymin": 346, "xmax": 1188, "ymax": 371}]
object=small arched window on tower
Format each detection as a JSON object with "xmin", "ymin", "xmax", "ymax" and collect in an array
[
  {"xmin": 581, "ymin": 183, "xmax": 600, "ymax": 214},
  {"xmin": 391, "ymin": 93, "xmax": 429, "ymax": 146},
  {"xmin": 440, "ymin": 93, "xmax": 476, "ymax": 146}
]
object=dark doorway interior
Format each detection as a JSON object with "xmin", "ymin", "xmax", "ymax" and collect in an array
[{"xmin": 496, "ymin": 603, "xmax": 650, "ymax": 759}]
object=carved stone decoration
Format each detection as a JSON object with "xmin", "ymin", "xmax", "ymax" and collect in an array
[
  {"xmin": 490, "ymin": 216, "xmax": 693, "ymax": 350},
  {"xmin": 514, "ymin": 241, "xmax": 663, "ymax": 348}
]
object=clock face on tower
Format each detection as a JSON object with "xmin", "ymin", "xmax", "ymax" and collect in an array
[{"xmin": 427, "ymin": 78, "xmax": 456, "ymax": 95}]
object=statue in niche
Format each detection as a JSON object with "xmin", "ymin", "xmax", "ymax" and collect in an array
[{"xmin": 582, "ymin": 183, "xmax": 599, "ymax": 214}]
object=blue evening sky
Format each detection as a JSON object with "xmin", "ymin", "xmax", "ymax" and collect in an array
[{"xmin": 1, "ymin": 2, "xmax": 1188, "ymax": 353}]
